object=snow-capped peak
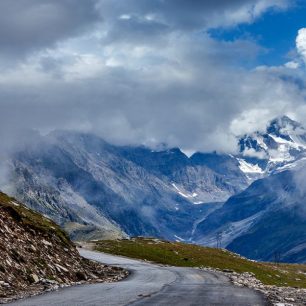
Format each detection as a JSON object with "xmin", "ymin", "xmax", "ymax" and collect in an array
[
  {"xmin": 267, "ymin": 115, "xmax": 302, "ymax": 135},
  {"xmin": 238, "ymin": 116, "xmax": 306, "ymax": 176}
]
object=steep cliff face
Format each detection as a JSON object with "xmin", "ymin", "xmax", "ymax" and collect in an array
[{"xmin": 0, "ymin": 192, "xmax": 127, "ymax": 303}]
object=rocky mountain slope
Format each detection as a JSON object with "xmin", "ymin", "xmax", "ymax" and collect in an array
[
  {"xmin": 193, "ymin": 166, "xmax": 306, "ymax": 262},
  {"xmin": 1, "ymin": 131, "xmax": 247, "ymax": 241},
  {"xmin": 190, "ymin": 116, "xmax": 306, "ymax": 263},
  {"xmin": 0, "ymin": 192, "xmax": 127, "ymax": 303},
  {"xmin": 117, "ymin": 146, "xmax": 249, "ymax": 204}
]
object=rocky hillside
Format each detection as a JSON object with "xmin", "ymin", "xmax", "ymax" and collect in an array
[
  {"xmin": 0, "ymin": 192, "xmax": 127, "ymax": 303},
  {"xmin": 193, "ymin": 166, "xmax": 306, "ymax": 262},
  {"xmin": 2, "ymin": 131, "xmax": 240, "ymax": 241}
]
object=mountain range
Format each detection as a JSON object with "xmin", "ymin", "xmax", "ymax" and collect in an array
[{"xmin": 1, "ymin": 115, "xmax": 306, "ymax": 262}]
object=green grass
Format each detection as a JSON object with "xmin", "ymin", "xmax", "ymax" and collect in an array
[
  {"xmin": 95, "ymin": 237, "xmax": 306, "ymax": 288},
  {"xmin": 0, "ymin": 192, "xmax": 71, "ymax": 247}
]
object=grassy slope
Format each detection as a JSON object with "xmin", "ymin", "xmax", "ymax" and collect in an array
[{"xmin": 95, "ymin": 238, "xmax": 306, "ymax": 288}]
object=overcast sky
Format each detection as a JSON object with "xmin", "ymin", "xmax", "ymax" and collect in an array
[{"xmin": 1, "ymin": 0, "xmax": 306, "ymax": 153}]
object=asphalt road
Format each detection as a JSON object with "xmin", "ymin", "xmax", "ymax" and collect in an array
[{"xmin": 10, "ymin": 249, "xmax": 268, "ymax": 306}]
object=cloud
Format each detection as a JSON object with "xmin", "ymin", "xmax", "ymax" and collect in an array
[
  {"xmin": 98, "ymin": 0, "xmax": 290, "ymax": 29},
  {"xmin": 230, "ymin": 109, "xmax": 273, "ymax": 135},
  {"xmin": 284, "ymin": 61, "xmax": 300, "ymax": 69},
  {"xmin": 242, "ymin": 148, "xmax": 268, "ymax": 159},
  {"xmin": 96, "ymin": 0, "xmax": 291, "ymax": 47},
  {"xmin": 296, "ymin": 28, "xmax": 306, "ymax": 63},
  {"xmin": 0, "ymin": 0, "xmax": 304, "ymax": 155},
  {"xmin": 0, "ymin": 34, "xmax": 304, "ymax": 154},
  {"xmin": 0, "ymin": 0, "xmax": 100, "ymax": 58}
]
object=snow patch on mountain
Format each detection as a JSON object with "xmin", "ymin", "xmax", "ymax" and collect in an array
[
  {"xmin": 237, "ymin": 158, "xmax": 264, "ymax": 175},
  {"xmin": 172, "ymin": 183, "xmax": 204, "ymax": 204}
]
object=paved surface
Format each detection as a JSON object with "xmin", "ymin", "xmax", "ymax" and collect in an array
[{"xmin": 10, "ymin": 249, "xmax": 268, "ymax": 306}]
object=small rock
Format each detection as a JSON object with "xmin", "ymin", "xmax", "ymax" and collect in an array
[
  {"xmin": 30, "ymin": 274, "xmax": 39, "ymax": 283},
  {"xmin": 223, "ymin": 269, "xmax": 234, "ymax": 273}
]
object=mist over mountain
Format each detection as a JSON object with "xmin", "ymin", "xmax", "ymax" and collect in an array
[
  {"xmin": 1, "ymin": 131, "xmax": 231, "ymax": 241},
  {"xmin": 0, "ymin": 116, "xmax": 306, "ymax": 262}
]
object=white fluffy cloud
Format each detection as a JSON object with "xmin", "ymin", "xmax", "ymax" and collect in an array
[
  {"xmin": 296, "ymin": 28, "xmax": 306, "ymax": 62},
  {"xmin": 0, "ymin": 0, "xmax": 101, "ymax": 58}
]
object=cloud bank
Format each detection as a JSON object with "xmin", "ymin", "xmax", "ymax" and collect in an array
[{"xmin": 0, "ymin": 0, "xmax": 305, "ymax": 153}]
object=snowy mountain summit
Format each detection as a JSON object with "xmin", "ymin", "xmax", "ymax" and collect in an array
[{"xmin": 238, "ymin": 115, "xmax": 306, "ymax": 177}]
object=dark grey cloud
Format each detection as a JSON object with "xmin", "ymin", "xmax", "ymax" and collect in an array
[
  {"xmin": 97, "ymin": 0, "xmax": 290, "ymax": 45},
  {"xmin": 0, "ymin": 0, "xmax": 100, "ymax": 57},
  {"xmin": 103, "ymin": 15, "xmax": 170, "ymax": 46}
]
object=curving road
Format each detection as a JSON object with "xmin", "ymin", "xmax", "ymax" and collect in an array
[{"xmin": 10, "ymin": 249, "xmax": 268, "ymax": 306}]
